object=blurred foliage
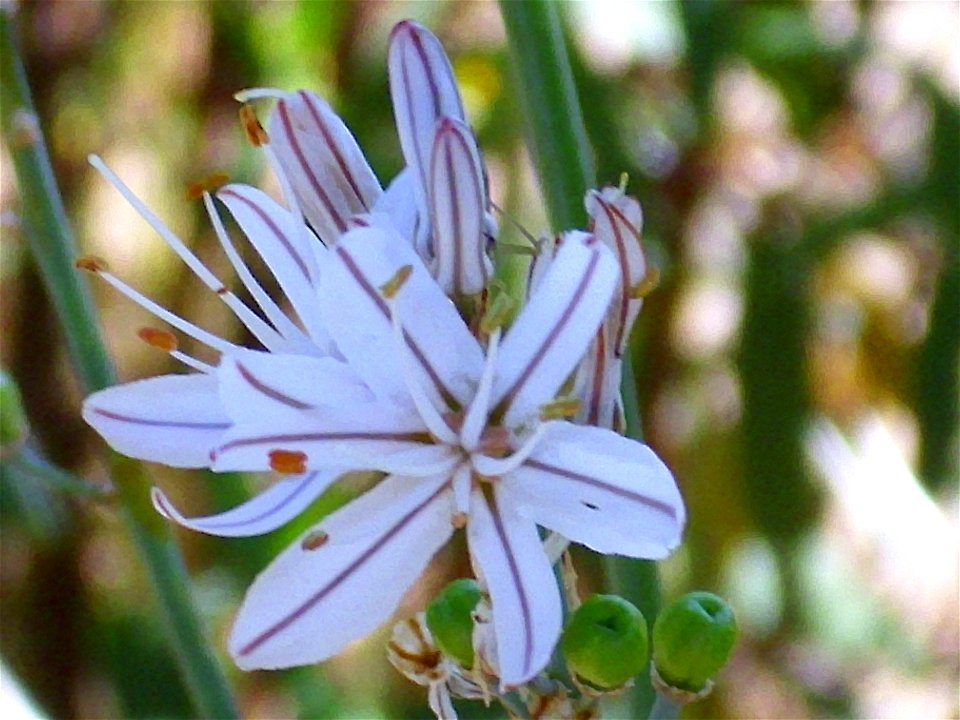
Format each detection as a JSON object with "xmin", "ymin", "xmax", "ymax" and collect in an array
[{"xmin": 1, "ymin": 1, "xmax": 957, "ymax": 718}]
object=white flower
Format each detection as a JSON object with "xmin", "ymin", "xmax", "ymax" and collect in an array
[
  {"xmin": 257, "ymin": 20, "xmax": 493, "ymax": 295},
  {"xmin": 529, "ymin": 186, "xmax": 651, "ymax": 430},
  {"xmin": 85, "ymin": 220, "xmax": 684, "ymax": 687},
  {"xmin": 80, "ymin": 18, "xmax": 683, "ymax": 692}
]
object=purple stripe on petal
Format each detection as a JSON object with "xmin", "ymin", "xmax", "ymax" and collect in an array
[
  {"xmin": 276, "ymin": 100, "xmax": 348, "ymax": 234},
  {"xmin": 334, "ymin": 245, "xmax": 458, "ymax": 406},
  {"xmin": 219, "ymin": 188, "xmax": 312, "ymax": 282},
  {"xmin": 523, "ymin": 458, "xmax": 679, "ymax": 520},
  {"xmin": 91, "ymin": 408, "xmax": 231, "ymax": 430},
  {"xmin": 594, "ymin": 196, "xmax": 636, "ymax": 356},
  {"xmin": 236, "ymin": 361, "xmax": 313, "ymax": 411},
  {"xmin": 236, "ymin": 479, "xmax": 450, "ymax": 656},
  {"xmin": 298, "ymin": 90, "xmax": 370, "ymax": 212},
  {"xmin": 154, "ymin": 472, "xmax": 320, "ymax": 531},
  {"xmin": 495, "ymin": 247, "xmax": 602, "ymax": 415},
  {"xmin": 484, "ymin": 490, "xmax": 535, "ymax": 680},
  {"xmin": 216, "ymin": 430, "xmax": 432, "ymax": 456}
]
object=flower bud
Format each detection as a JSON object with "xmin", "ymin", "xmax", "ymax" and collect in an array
[
  {"xmin": 0, "ymin": 368, "xmax": 27, "ymax": 447},
  {"xmin": 425, "ymin": 578, "xmax": 481, "ymax": 668},
  {"xmin": 652, "ymin": 591, "xmax": 737, "ymax": 693},
  {"xmin": 561, "ymin": 594, "xmax": 648, "ymax": 689}
]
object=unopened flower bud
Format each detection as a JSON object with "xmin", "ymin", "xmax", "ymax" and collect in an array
[
  {"xmin": 561, "ymin": 594, "xmax": 648, "ymax": 689},
  {"xmin": 0, "ymin": 369, "xmax": 27, "ymax": 447},
  {"xmin": 653, "ymin": 591, "xmax": 737, "ymax": 693},
  {"xmin": 425, "ymin": 578, "xmax": 481, "ymax": 668}
]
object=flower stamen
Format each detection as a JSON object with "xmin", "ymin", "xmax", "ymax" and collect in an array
[
  {"xmin": 470, "ymin": 421, "xmax": 549, "ymax": 478},
  {"xmin": 460, "ymin": 327, "xmax": 500, "ymax": 452},
  {"xmin": 385, "ymin": 291, "xmax": 459, "ymax": 444}
]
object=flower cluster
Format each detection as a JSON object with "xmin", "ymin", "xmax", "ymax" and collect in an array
[{"xmin": 82, "ymin": 20, "xmax": 684, "ymax": 692}]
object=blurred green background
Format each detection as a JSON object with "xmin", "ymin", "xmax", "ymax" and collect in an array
[{"xmin": 1, "ymin": 1, "xmax": 957, "ymax": 718}]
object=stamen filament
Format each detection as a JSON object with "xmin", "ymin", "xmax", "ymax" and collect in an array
[
  {"xmin": 460, "ymin": 327, "xmax": 500, "ymax": 451},
  {"xmin": 387, "ymin": 298, "xmax": 459, "ymax": 444},
  {"xmin": 203, "ymin": 192, "xmax": 310, "ymax": 347},
  {"xmin": 234, "ymin": 87, "xmax": 287, "ymax": 103},
  {"xmin": 170, "ymin": 350, "xmax": 215, "ymax": 373},
  {"xmin": 97, "ymin": 270, "xmax": 236, "ymax": 354},
  {"xmin": 262, "ymin": 143, "xmax": 322, "ymax": 282},
  {"xmin": 452, "ymin": 462, "xmax": 472, "ymax": 515},
  {"xmin": 89, "ymin": 155, "xmax": 284, "ymax": 351},
  {"xmin": 470, "ymin": 421, "xmax": 550, "ymax": 477}
]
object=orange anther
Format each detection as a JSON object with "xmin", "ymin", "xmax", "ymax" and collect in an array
[
  {"xmin": 137, "ymin": 327, "xmax": 178, "ymax": 352},
  {"xmin": 239, "ymin": 104, "xmax": 268, "ymax": 146},
  {"xmin": 268, "ymin": 449, "xmax": 307, "ymax": 474},
  {"xmin": 75, "ymin": 255, "xmax": 108, "ymax": 272},
  {"xmin": 300, "ymin": 530, "xmax": 329, "ymax": 551},
  {"xmin": 185, "ymin": 172, "xmax": 231, "ymax": 201}
]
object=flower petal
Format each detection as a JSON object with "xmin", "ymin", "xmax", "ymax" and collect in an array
[
  {"xmin": 216, "ymin": 184, "xmax": 329, "ymax": 347},
  {"xmin": 318, "ymin": 227, "xmax": 485, "ymax": 409},
  {"xmin": 371, "ymin": 168, "xmax": 427, "ymax": 253},
  {"xmin": 211, "ymin": 402, "xmax": 455, "ymax": 476},
  {"xmin": 217, "ymin": 349, "xmax": 373, "ymax": 424},
  {"xmin": 572, "ymin": 326, "xmax": 623, "ymax": 430},
  {"xmin": 388, "ymin": 20, "xmax": 466, "ymax": 245},
  {"xmin": 586, "ymin": 187, "xmax": 646, "ymax": 356},
  {"xmin": 491, "ymin": 231, "xmax": 619, "ymax": 429},
  {"xmin": 152, "ymin": 470, "xmax": 341, "ymax": 537},
  {"xmin": 269, "ymin": 90, "xmax": 382, "ymax": 245},
  {"xmin": 467, "ymin": 487, "xmax": 561, "ymax": 688},
  {"xmin": 505, "ymin": 422, "xmax": 684, "ymax": 558},
  {"xmin": 428, "ymin": 117, "xmax": 491, "ymax": 296},
  {"xmin": 82, "ymin": 374, "xmax": 230, "ymax": 468},
  {"xmin": 229, "ymin": 473, "xmax": 454, "ymax": 669}
]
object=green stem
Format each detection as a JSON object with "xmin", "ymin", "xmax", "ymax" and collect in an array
[
  {"xmin": 648, "ymin": 691, "xmax": 682, "ymax": 720},
  {"xmin": 1, "ymin": 10, "xmax": 238, "ymax": 718},
  {"xmin": 500, "ymin": 2, "xmax": 660, "ymax": 716}
]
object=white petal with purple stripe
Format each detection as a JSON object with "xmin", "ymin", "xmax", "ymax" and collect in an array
[{"xmin": 229, "ymin": 473, "xmax": 454, "ymax": 669}]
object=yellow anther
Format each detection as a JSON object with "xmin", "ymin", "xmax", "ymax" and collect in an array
[
  {"xmin": 480, "ymin": 282, "xmax": 515, "ymax": 334},
  {"xmin": 185, "ymin": 172, "xmax": 231, "ymax": 201},
  {"xmin": 239, "ymin": 104, "xmax": 269, "ymax": 146},
  {"xmin": 300, "ymin": 530, "xmax": 329, "ymax": 551},
  {"xmin": 630, "ymin": 266, "xmax": 660, "ymax": 299},
  {"xmin": 268, "ymin": 449, "xmax": 307, "ymax": 475},
  {"xmin": 137, "ymin": 327, "xmax": 178, "ymax": 352},
  {"xmin": 379, "ymin": 264, "xmax": 413, "ymax": 299},
  {"xmin": 539, "ymin": 396, "xmax": 582, "ymax": 420},
  {"xmin": 75, "ymin": 255, "xmax": 108, "ymax": 272},
  {"xmin": 619, "ymin": 171, "xmax": 630, "ymax": 194}
]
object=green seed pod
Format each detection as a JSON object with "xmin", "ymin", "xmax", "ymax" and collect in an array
[
  {"xmin": 425, "ymin": 578, "xmax": 481, "ymax": 668},
  {"xmin": 0, "ymin": 368, "xmax": 27, "ymax": 447},
  {"xmin": 653, "ymin": 591, "xmax": 738, "ymax": 692},
  {"xmin": 561, "ymin": 594, "xmax": 649, "ymax": 689}
]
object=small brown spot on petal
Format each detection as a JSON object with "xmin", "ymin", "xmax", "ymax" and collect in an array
[
  {"xmin": 268, "ymin": 449, "xmax": 307, "ymax": 474},
  {"xmin": 137, "ymin": 327, "xmax": 178, "ymax": 352}
]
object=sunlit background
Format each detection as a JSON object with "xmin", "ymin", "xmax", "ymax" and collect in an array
[{"xmin": 1, "ymin": 1, "xmax": 957, "ymax": 718}]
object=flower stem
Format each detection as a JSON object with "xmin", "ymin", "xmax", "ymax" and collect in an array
[
  {"xmin": 0, "ymin": 9, "xmax": 238, "ymax": 718},
  {"xmin": 499, "ymin": 2, "xmax": 661, "ymax": 716}
]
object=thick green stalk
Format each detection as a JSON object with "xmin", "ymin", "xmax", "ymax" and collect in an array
[
  {"xmin": 500, "ymin": 2, "xmax": 659, "ymax": 715},
  {"xmin": 1, "ymin": 10, "xmax": 238, "ymax": 718}
]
